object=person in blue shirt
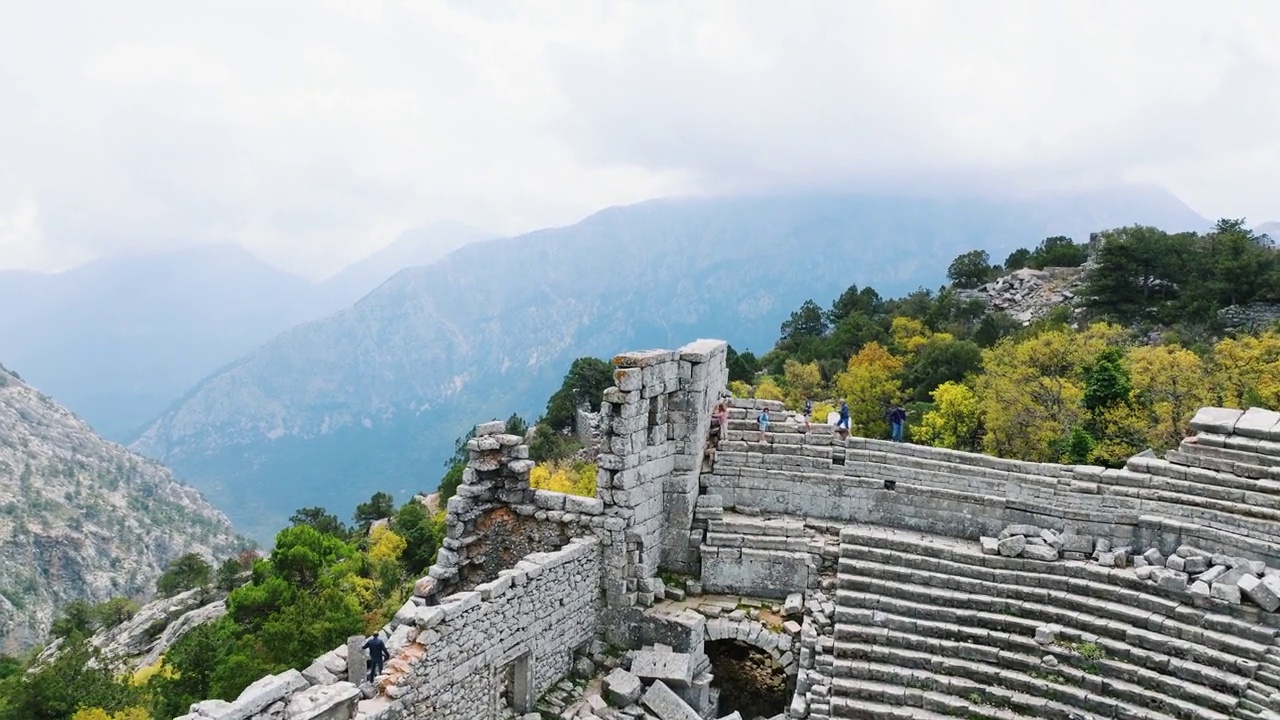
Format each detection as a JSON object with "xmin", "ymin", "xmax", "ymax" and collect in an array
[
  {"xmin": 757, "ymin": 407, "xmax": 770, "ymax": 443},
  {"xmin": 837, "ymin": 400, "xmax": 851, "ymax": 438}
]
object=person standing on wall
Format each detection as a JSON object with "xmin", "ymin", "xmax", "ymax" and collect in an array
[
  {"xmin": 887, "ymin": 404, "xmax": 907, "ymax": 443},
  {"xmin": 757, "ymin": 406, "xmax": 770, "ymax": 444},
  {"xmin": 713, "ymin": 402, "xmax": 730, "ymax": 448},
  {"xmin": 363, "ymin": 633, "xmax": 390, "ymax": 683},
  {"xmin": 802, "ymin": 397, "xmax": 813, "ymax": 434},
  {"xmin": 837, "ymin": 400, "xmax": 851, "ymax": 440}
]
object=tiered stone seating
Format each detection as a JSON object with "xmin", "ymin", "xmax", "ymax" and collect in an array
[{"xmin": 831, "ymin": 525, "xmax": 1280, "ymax": 720}]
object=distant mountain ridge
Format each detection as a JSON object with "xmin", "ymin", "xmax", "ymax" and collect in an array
[
  {"xmin": 0, "ymin": 362, "xmax": 242, "ymax": 653},
  {"xmin": 0, "ymin": 223, "xmax": 484, "ymax": 442},
  {"xmin": 128, "ymin": 187, "xmax": 1208, "ymax": 541}
]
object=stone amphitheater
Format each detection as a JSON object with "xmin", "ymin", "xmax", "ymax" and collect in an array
[{"xmin": 177, "ymin": 340, "xmax": 1280, "ymax": 720}]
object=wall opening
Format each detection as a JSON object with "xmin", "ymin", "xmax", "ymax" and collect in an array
[
  {"xmin": 496, "ymin": 651, "xmax": 532, "ymax": 714},
  {"xmin": 705, "ymin": 639, "xmax": 791, "ymax": 719}
]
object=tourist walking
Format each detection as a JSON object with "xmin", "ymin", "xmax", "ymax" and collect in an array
[
  {"xmin": 887, "ymin": 404, "xmax": 907, "ymax": 443},
  {"xmin": 757, "ymin": 407, "xmax": 770, "ymax": 443},
  {"xmin": 802, "ymin": 397, "xmax": 813, "ymax": 433},
  {"xmin": 363, "ymin": 633, "xmax": 390, "ymax": 683}
]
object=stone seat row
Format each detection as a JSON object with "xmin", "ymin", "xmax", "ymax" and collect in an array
[
  {"xmin": 841, "ymin": 525, "xmax": 1280, "ymax": 633},
  {"xmin": 834, "ymin": 532, "xmax": 1280, "ymax": 720},
  {"xmin": 832, "ymin": 593, "xmax": 1241, "ymax": 713},
  {"xmin": 834, "ymin": 576, "xmax": 1251, "ymax": 710},
  {"xmin": 826, "ymin": 677, "xmax": 1042, "ymax": 720},
  {"xmin": 1111, "ymin": 459, "xmax": 1280, "ymax": 512},
  {"xmin": 829, "ymin": 655, "xmax": 1227, "ymax": 720},
  {"xmin": 1169, "ymin": 438, "xmax": 1280, "ymax": 475},
  {"xmin": 839, "ymin": 546, "xmax": 1273, "ymax": 651}
]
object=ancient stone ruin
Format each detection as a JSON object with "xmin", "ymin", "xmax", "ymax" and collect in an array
[{"xmin": 176, "ymin": 340, "xmax": 1280, "ymax": 720}]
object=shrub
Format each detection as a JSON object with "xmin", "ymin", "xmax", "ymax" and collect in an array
[
  {"xmin": 755, "ymin": 377, "xmax": 785, "ymax": 401},
  {"xmin": 727, "ymin": 380, "xmax": 752, "ymax": 398},
  {"xmin": 529, "ymin": 461, "xmax": 597, "ymax": 497}
]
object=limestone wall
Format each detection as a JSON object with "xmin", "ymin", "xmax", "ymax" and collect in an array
[
  {"xmin": 393, "ymin": 536, "xmax": 601, "ymax": 719},
  {"xmin": 703, "ymin": 406, "xmax": 1280, "ymax": 567}
]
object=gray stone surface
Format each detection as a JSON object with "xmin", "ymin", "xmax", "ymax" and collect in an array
[
  {"xmin": 631, "ymin": 650, "xmax": 694, "ymax": 688},
  {"xmin": 1189, "ymin": 407, "xmax": 1244, "ymax": 434},
  {"xmin": 1233, "ymin": 407, "xmax": 1280, "ymax": 440},
  {"xmin": 997, "ymin": 535, "xmax": 1026, "ymax": 557},
  {"xmin": 641, "ymin": 680, "xmax": 702, "ymax": 720},
  {"xmin": 1211, "ymin": 580, "xmax": 1242, "ymax": 604},
  {"xmin": 979, "ymin": 537, "xmax": 999, "ymax": 555},
  {"xmin": 1022, "ymin": 544, "xmax": 1058, "ymax": 562},
  {"xmin": 1239, "ymin": 573, "xmax": 1280, "ymax": 611},
  {"xmin": 603, "ymin": 668, "xmax": 643, "ymax": 706},
  {"xmin": 283, "ymin": 682, "xmax": 360, "ymax": 720}
]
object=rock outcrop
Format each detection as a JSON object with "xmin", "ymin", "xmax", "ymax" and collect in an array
[
  {"xmin": 0, "ymin": 362, "xmax": 243, "ymax": 652},
  {"xmin": 956, "ymin": 266, "xmax": 1087, "ymax": 325}
]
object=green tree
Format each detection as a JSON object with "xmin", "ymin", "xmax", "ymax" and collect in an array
[
  {"xmin": 289, "ymin": 507, "xmax": 348, "ymax": 538},
  {"xmin": 216, "ymin": 557, "xmax": 247, "ymax": 592},
  {"xmin": 92, "ymin": 597, "xmax": 139, "ymax": 630},
  {"xmin": 1, "ymin": 639, "xmax": 142, "ymax": 720},
  {"xmin": 946, "ymin": 250, "xmax": 996, "ymax": 289},
  {"xmin": 353, "ymin": 492, "xmax": 395, "ymax": 534},
  {"xmin": 393, "ymin": 500, "xmax": 444, "ymax": 575},
  {"xmin": 1003, "ymin": 247, "xmax": 1031, "ymax": 271},
  {"xmin": 50, "ymin": 600, "xmax": 97, "ymax": 641},
  {"xmin": 1083, "ymin": 347, "xmax": 1131, "ymax": 416},
  {"xmin": 542, "ymin": 357, "xmax": 614, "ymax": 432},
  {"xmin": 147, "ymin": 620, "xmax": 227, "ymax": 718},
  {"xmin": 269, "ymin": 525, "xmax": 355, "ymax": 589},
  {"xmin": 827, "ymin": 285, "xmax": 883, "ymax": 327},
  {"xmin": 436, "ymin": 462, "xmax": 465, "ymax": 503},
  {"xmin": 902, "ymin": 337, "xmax": 983, "ymax": 402},
  {"xmin": 1029, "ymin": 235, "xmax": 1087, "ymax": 268},
  {"xmin": 1082, "ymin": 225, "xmax": 1189, "ymax": 323},
  {"xmin": 778, "ymin": 300, "xmax": 829, "ymax": 348},
  {"xmin": 504, "ymin": 413, "xmax": 528, "ymax": 438},
  {"xmin": 726, "ymin": 346, "xmax": 759, "ymax": 384},
  {"xmin": 156, "ymin": 553, "xmax": 213, "ymax": 597}
]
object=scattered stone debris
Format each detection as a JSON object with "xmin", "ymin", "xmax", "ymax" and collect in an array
[{"xmin": 955, "ymin": 266, "xmax": 1087, "ymax": 325}]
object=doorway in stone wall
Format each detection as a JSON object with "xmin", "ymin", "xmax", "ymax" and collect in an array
[
  {"xmin": 496, "ymin": 652, "xmax": 532, "ymax": 717},
  {"xmin": 706, "ymin": 639, "xmax": 792, "ymax": 718}
]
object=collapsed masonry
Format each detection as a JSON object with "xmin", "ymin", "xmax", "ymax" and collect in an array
[{"xmin": 177, "ymin": 341, "xmax": 1280, "ymax": 720}]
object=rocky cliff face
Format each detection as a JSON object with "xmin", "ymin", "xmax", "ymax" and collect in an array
[
  {"xmin": 956, "ymin": 266, "xmax": 1089, "ymax": 325},
  {"xmin": 0, "ymin": 363, "xmax": 242, "ymax": 653}
]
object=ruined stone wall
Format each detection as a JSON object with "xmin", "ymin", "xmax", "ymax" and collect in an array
[
  {"xmin": 394, "ymin": 537, "xmax": 601, "ymax": 719},
  {"xmin": 702, "ymin": 405, "xmax": 1280, "ymax": 570}
]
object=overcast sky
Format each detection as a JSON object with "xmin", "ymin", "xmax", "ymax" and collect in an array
[{"xmin": 1, "ymin": 1, "xmax": 1278, "ymax": 279}]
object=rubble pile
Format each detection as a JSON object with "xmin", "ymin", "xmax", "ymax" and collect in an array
[{"xmin": 955, "ymin": 266, "xmax": 1087, "ymax": 325}]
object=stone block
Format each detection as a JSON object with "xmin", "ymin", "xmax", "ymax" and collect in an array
[
  {"xmin": 1166, "ymin": 555, "xmax": 1186, "ymax": 572},
  {"xmin": 1198, "ymin": 565, "xmax": 1229, "ymax": 584},
  {"xmin": 223, "ymin": 669, "xmax": 310, "ymax": 720},
  {"xmin": 997, "ymin": 535, "xmax": 1026, "ymax": 557},
  {"xmin": 783, "ymin": 593, "xmax": 804, "ymax": 617},
  {"xmin": 1060, "ymin": 534, "xmax": 1093, "ymax": 554},
  {"xmin": 475, "ymin": 420, "xmax": 505, "ymax": 436},
  {"xmin": 1189, "ymin": 407, "xmax": 1243, "ymax": 435},
  {"xmin": 979, "ymin": 537, "xmax": 999, "ymax": 555},
  {"xmin": 1154, "ymin": 569, "xmax": 1188, "ymax": 592},
  {"xmin": 1142, "ymin": 548, "xmax": 1163, "ymax": 567},
  {"xmin": 641, "ymin": 680, "xmax": 702, "ymax": 720},
  {"xmin": 1234, "ymin": 407, "xmax": 1280, "ymax": 440},
  {"xmin": 599, "ymin": 666, "xmax": 640, "ymax": 702},
  {"xmin": 1239, "ymin": 574, "xmax": 1280, "ymax": 612},
  {"xmin": 1184, "ymin": 556, "xmax": 1209, "ymax": 574},
  {"xmin": 284, "ymin": 682, "xmax": 360, "ymax": 720},
  {"xmin": 301, "ymin": 659, "xmax": 336, "ymax": 686},
  {"xmin": 1189, "ymin": 580, "xmax": 1211, "ymax": 599},
  {"xmin": 631, "ymin": 650, "xmax": 694, "ymax": 688},
  {"xmin": 1034, "ymin": 626, "xmax": 1057, "ymax": 645},
  {"xmin": 1022, "ymin": 544, "xmax": 1058, "ymax": 562},
  {"xmin": 1211, "ymin": 581, "xmax": 1243, "ymax": 604}
]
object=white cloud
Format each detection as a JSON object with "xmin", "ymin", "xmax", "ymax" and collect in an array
[{"xmin": 0, "ymin": 0, "xmax": 1277, "ymax": 277}]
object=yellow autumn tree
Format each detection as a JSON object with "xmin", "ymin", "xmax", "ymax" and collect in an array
[
  {"xmin": 71, "ymin": 709, "xmax": 150, "ymax": 720},
  {"xmin": 368, "ymin": 525, "xmax": 407, "ymax": 565},
  {"xmin": 975, "ymin": 324, "xmax": 1126, "ymax": 462},
  {"xmin": 834, "ymin": 342, "xmax": 904, "ymax": 437},
  {"xmin": 889, "ymin": 316, "xmax": 952, "ymax": 358},
  {"xmin": 781, "ymin": 359, "xmax": 824, "ymax": 409},
  {"xmin": 1209, "ymin": 330, "xmax": 1280, "ymax": 409},
  {"xmin": 754, "ymin": 377, "xmax": 785, "ymax": 402},
  {"xmin": 913, "ymin": 381, "xmax": 982, "ymax": 452},
  {"xmin": 530, "ymin": 461, "xmax": 597, "ymax": 497},
  {"xmin": 1127, "ymin": 344, "xmax": 1211, "ymax": 450}
]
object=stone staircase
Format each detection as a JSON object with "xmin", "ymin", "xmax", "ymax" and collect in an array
[{"xmin": 828, "ymin": 525, "xmax": 1280, "ymax": 720}]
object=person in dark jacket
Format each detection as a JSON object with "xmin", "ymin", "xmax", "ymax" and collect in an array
[
  {"xmin": 363, "ymin": 634, "xmax": 390, "ymax": 682},
  {"xmin": 886, "ymin": 405, "xmax": 907, "ymax": 443}
]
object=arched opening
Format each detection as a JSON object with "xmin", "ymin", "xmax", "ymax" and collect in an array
[{"xmin": 705, "ymin": 639, "xmax": 792, "ymax": 719}]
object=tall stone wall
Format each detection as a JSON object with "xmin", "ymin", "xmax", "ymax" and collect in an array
[{"xmin": 594, "ymin": 340, "xmax": 728, "ymax": 621}]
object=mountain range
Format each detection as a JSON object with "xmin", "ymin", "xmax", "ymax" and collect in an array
[
  {"xmin": 0, "ymin": 222, "xmax": 487, "ymax": 443},
  {"xmin": 126, "ymin": 186, "xmax": 1209, "ymax": 541},
  {"xmin": 0, "ymin": 362, "xmax": 242, "ymax": 653}
]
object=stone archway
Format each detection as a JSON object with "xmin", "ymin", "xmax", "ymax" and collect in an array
[
  {"xmin": 702, "ymin": 617, "xmax": 799, "ymax": 677},
  {"xmin": 704, "ymin": 639, "xmax": 792, "ymax": 718}
]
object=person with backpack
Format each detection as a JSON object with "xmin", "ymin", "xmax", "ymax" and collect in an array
[
  {"xmin": 886, "ymin": 404, "xmax": 907, "ymax": 443},
  {"xmin": 757, "ymin": 407, "xmax": 770, "ymax": 443},
  {"xmin": 802, "ymin": 397, "xmax": 813, "ymax": 433},
  {"xmin": 363, "ymin": 633, "xmax": 390, "ymax": 683}
]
